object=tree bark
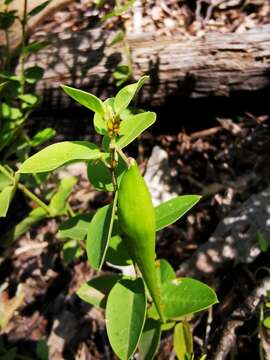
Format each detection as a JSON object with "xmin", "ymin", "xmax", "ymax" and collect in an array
[{"xmin": 24, "ymin": 24, "xmax": 270, "ymax": 108}]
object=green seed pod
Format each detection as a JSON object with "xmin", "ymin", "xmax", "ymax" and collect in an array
[{"xmin": 117, "ymin": 158, "xmax": 164, "ymax": 322}]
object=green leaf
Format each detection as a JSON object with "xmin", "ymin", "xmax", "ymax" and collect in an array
[
  {"xmin": 77, "ymin": 275, "xmax": 121, "ymax": 309},
  {"xmin": 148, "ymin": 260, "xmax": 176, "ymax": 321},
  {"xmin": 49, "ymin": 176, "xmax": 77, "ymax": 216},
  {"xmin": 263, "ymin": 316, "xmax": 270, "ymax": 329},
  {"xmin": 155, "ymin": 195, "xmax": 201, "ymax": 231},
  {"xmin": 114, "ymin": 76, "xmax": 148, "ymax": 114},
  {"xmin": 61, "ymin": 85, "xmax": 104, "ymax": 116},
  {"xmin": 63, "ymin": 240, "xmax": 82, "ymax": 264},
  {"xmin": 86, "ymin": 193, "xmax": 117, "ymax": 270},
  {"xmin": 28, "ymin": 1, "xmax": 51, "ymax": 17},
  {"xmin": 161, "ymin": 278, "xmax": 218, "ymax": 320},
  {"xmin": 0, "ymin": 172, "xmax": 13, "ymax": 191},
  {"xmin": 138, "ymin": 318, "xmax": 161, "ymax": 360},
  {"xmin": 161, "ymin": 321, "xmax": 175, "ymax": 331},
  {"xmin": 106, "ymin": 234, "xmax": 132, "ymax": 266},
  {"xmin": 18, "ymin": 93, "xmax": 40, "ymax": 110},
  {"xmin": 0, "ymin": 103, "xmax": 22, "ymax": 119},
  {"xmin": 24, "ymin": 66, "xmax": 44, "ymax": 84},
  {"xmin": 87, "ymin": 155, "xmax": 126, "ymax": 192},
  {"xmin": 173, "ymin": 322, "xmax": 193, "ymax": 360},
  {"xmin": 109, "ymin": 30, "xmax": 125, "ymax": 47},
  {"xmin": 101, "ymin": 0, "xmax": 135, "ymax": 21},
  {"xmin": 0, "ymin": 184, "xmax": 16, "ymax": 217},
  {"xmin": 31, "ymin": 128, "xmax": 56, "ymax": 147},
  {"xmin": 0, "ymin": 11, "xmax": 16, "ymax": 30},
  {"xmin": 0, "ymin": 82, "xmax": 7, "ymax": 92},
  {"xmin": 36, "ymin": 339, "xmax": 49, "ymax": 360},
  {"xmin": 156, "ymin": 259, "xmax": 176, "ymax": 284},
  {"xmin": 256, "ymin": 231, "xmax": 269, "ymax": 253},
  {"xmin": 116, "ymin": 111, "xmax": 156, "ymax": 149},
  {"xmin": 106, "ymin": 278, "xmax": 147, "ymax": 360},
  {"xmin": 113, "ymin": 65, "xmax": 131, "ymax": 87},
  {"xmin": 23, "ymin": 41, "xmax": 49, "ymax": 55},
  {"xmin": 58, "ymin": 213, "xmax": 93, "ymax": 241},
  {"xmin": 19, "ymin": 141, "xmax": 102, "ymax": 173}
]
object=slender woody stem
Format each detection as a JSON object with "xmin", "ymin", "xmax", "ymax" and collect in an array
[{"xmin": 19, "ymin": 0, "xmax": 28, "ymax": 95}]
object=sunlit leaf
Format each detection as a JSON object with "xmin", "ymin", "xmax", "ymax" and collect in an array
[
  {"xmin": 155, "ymin": 195, "xmax": 201, "ymax": 231},
  {"xmin": 173, "ymin": 322, "xmax": 193, "ymax": 360},
  {"xmin": 86, "ymin": 193, "xmax": 117, "ymax": 270},
  {"xmin": 30, "ymin": 128, "xmax": 56, "ymax": 147},
  {"xmin": 161, "ymin": 278, "xmax": 218, "ymax": 320},
  {"xmin": 114, "ymin": 76, "xmax": 148, "ymax": 114},
  {"xmin": 49, "ymin": 176, "xmax": 76, "ymax": 216},
  {"xmin": 116, "ymin": 111, "xmax": 156, "ymax": 149},
  {"xmin": 0, "ymin": 184, "xmax": 16, "ymax": 217},
  {"xmin": 61, "ymin": 85, "xmax": 104, "ymax": 116},
  {"xmin": 19, "ymin": 141, "xmax": 102, "ymax": 173},
  {"xmin": 106, "ymin": 278, "xmax": 146, "ymax": 360}
]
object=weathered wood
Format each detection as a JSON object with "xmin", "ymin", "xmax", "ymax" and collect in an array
[
  {"xmin": 0, "ymin": 0, "xmax": 73, "ymax": 50},
  {"xmin": 23, "ymin": 24, "xmax": 270, "ymax": 108}
]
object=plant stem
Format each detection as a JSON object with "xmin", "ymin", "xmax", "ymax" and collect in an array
[
  {"xmin": 18, "ymin": 183, "xmax": 51, "ymax": 214},
  {"xmin": 113, "ymin": 144, "xmax": 131, "ymax": 167},
  {"xmin": 123, "ymin": 34, "xmax": 133, "ymax": 79},
  {"xmin": 67, "ymin": 203, "xmax": 75, "ymax": 217},
  {"xmin": 4, "ymin": 28, "xmax": 10, "ymax": 71},
  {"xmin": 0, "ymin": 164, "xmax": 13, "ymax": 179},
  {"xmin": 19, "ymin": 0, "xmax": 28, "ymax": 95},
  {"xmin": 111, "ymin": 148, "xmax": 118, "ymax": 192}
]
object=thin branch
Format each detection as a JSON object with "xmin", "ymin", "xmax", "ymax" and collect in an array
[{"xmin": 213, "ymin": 276, "xmax": 270, "ymax": 360}]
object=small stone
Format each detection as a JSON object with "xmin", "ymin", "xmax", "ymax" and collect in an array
[{"xmin": 164, "ymin": 17, "xmax": 177, "ymax": 30}]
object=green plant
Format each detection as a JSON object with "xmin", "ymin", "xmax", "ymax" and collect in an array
[
  {"xmin": 0, "ymin": 0, "xmax": 65, "ymax": 239},
  {"xmin": 18, "ymin": 76, "xmax": 218, "ymax": 359},
  {"xmin": 99, "ymin": 0, "xmax": 135, "ymax": 86},
  {"xmin": 0, "ymin": 0, "xmax": 55, "ymax": 162}
]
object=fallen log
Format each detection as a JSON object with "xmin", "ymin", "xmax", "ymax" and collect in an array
[
  {"xmin": 24, "ymin": 24, "xmax": 270, "ymax": 108},
  {"xmin": 0, "ymin": 0, "xmax": 73, "ymax": 50}
]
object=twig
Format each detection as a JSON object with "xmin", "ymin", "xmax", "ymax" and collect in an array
[
  {"xmin": 190, "ymin": 126, "xmax": 222, "ymax": 140},
  {"xmin": 19, "ymin": 0, "xmax": 28, "ymax": 95},
  {"xmin": 213, "ymin": 276, "xmax": 270, "ymax": 360}
]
